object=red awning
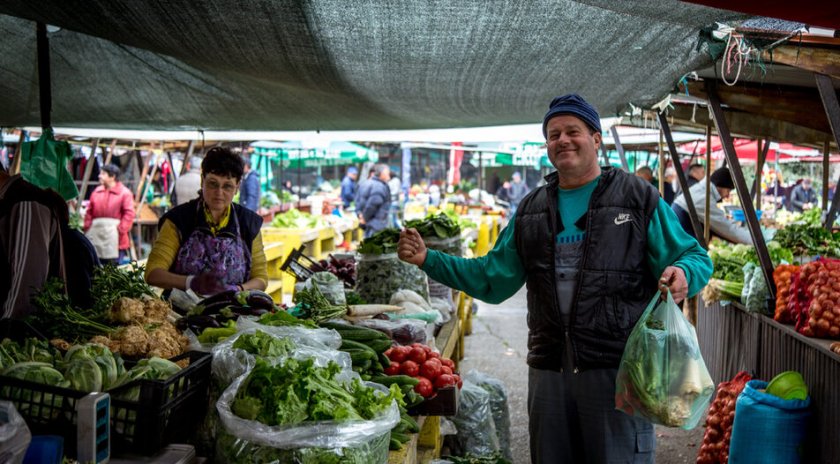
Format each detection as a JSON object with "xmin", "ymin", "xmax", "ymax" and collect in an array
[{"xmin": 677, "ymin": 138, "xmax": 840, "ymax": 163}]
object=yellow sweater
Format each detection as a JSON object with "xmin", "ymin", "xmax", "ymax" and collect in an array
[{"xmin": 145, "ymin": 219, "xmax": 268, "ymax": 285}]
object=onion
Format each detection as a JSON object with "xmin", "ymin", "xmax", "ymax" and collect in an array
[
  {"xmin": 818, "ymin": 318, "xmax": 831, "ymax": 333},
  {"xmin": 830, "ymin": 326, "xmax": 840, "ymax": 338},
  {"xmin": 707, "ymin": 414, "xmax": 722, "ymax": 428}
]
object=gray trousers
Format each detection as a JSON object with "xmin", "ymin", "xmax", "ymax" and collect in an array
[{"xmin": 528, "ymin": 367, "xmax": 655, "ymax": 464}]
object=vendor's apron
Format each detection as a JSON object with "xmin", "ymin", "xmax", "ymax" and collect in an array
[
  {"xmin": 86, "ymin": 217, "xmax": 120, "ymax": 260},
  {"xmin": 171, "ymin": 210, "xmax": 251, "ymax": 287}
]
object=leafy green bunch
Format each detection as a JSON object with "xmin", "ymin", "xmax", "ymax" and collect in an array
[
  {"xmin": 357, "ymin": 228, "xmax": 401, "ymax": 255},
  {"xmin": 405, "ymin": 213, "xmax": 461, "ymax": 239}
]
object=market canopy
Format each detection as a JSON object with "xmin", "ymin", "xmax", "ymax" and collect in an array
[
  {"xmin": 250, "ymin": 140, "xmax": 379, "ymax": 168},
  {"xmin": 0, "ymin": 1, "xmax": 744, "ymax": 131},
  {"xmin": 677, "ymin": 137, "xmax": 840, "ymax": 164}
]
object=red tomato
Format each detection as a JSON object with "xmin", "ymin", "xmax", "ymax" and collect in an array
[
  {"xmin": 383, "ymin": 347, "xmax": 393, "ymax": 358},
  {"xmin": 440, "ymin": 365, "xmax": 453, "ymax": 376},
  {"xmin": 452, "ymin": 374, "xmax": 462, "ymax": 389},
  {"xmin": 434, "ymin": 373, "xmax": 456, "ymax": 389},
  {"xmin": 440, "ymin": 358, "xmax": 455, "ymax": 369},
  {"xmin": 384, "ymin": 362, "xmax": 401, "ymax": 376},
  {"xmin": 420, "ymin": 358, "xmax": 442, "ymax": 379},
  {"xmin": 414, "ymin": 377, "xmax": 434, "ymax": 398},
  {"xmin": 408, "ymin": 347, "xmax": 427, "ymax": 364},
  {"xmin": 411, "ymin": 342, "xmax": 432, "ymax": 354},
  {"xmin": 389, "ymin": 346, "xmax": 409, "ymax": 362},
  {"xmin": 427, "ymin": 351, "xmax": 440, "ymax": 359},
  {"xmin": 400, "ymin": 360, "xmax": 419, "ymax": 377}
]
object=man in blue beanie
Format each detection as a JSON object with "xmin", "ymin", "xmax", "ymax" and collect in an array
[{"xmin": 397, "ymin": 93, "xmax": 712, "ymax": 463}]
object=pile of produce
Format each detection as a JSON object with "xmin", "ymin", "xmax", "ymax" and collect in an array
[
  {"xmin": 791, "ymin": 258, "xmax": 840, "ymax": 338},
  {"xmin": 317, "ymin": 255, "xmax": 356, "ymax": 288},
  {"xmin": 697, "ymin": 372, "xmax": 752, "ymax": 464},
  {"xmin": 442, "ymin": 452, "xmax": 512, "ymax": 464},
  {"xmin": 178, "ymin": 289, "xmax": 277, "ymax": 338},
  {"xmin": 382, "ymin": 343, "xmax": 461, "ymax": 399},
  {"xmin": 356, "ymin": 230, "xmax": 430, "ymax": 303},
  {"xmin": 773, "ymin": 264, "xmax": 799, "ymax": 323},
  {"xmin": 320, "ymin": 321, "xmax": 395, "ymax": 380},
  {"xmin": 774, "ymin": 208, "xmax": 840, "ymax": 257},
  {"xmin": 703, "ymin": 240, "xmax": 793, "ymax": 304},
  {"xmin": 270, "ymin": 208, "xmax": 324, "ymax": 229},
  {"xmin": 405, "ymin": 213, "xmax": 461, "ymax": 240},
  {"xmin": 293, "ymin": 284, "xmax": 348, "ymax": 322}
]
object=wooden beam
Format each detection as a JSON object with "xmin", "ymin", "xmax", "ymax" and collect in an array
[
  {"xmin": 686, "ymin": 81, "xmax": 832, "ymax": 134},
  {"xmin": 181, "ymin": 140, "xmax": 196, "ymax": 176},
  {"xmin": 77, "ymin": 138, "xmax": 100, "ymax": 202},
  {"xmin": 707, "ymin": 81, "xmax": 776, "ymax": 299},
  {"xmin": 10, "ymin": 131, "xmax": 26, "ymax": 175},
  {"xmin": 667, "ymin": 103, "xmax": 835, "ymax": 148},
  {"xmin": 762, "ymin": 45, "xmax": 840, "ymax": 81},
  {"xmin": 105, "ymin": 139, "xmax": 116, "ymax": 165}
]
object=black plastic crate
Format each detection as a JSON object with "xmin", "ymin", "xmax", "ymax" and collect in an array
[{"xmin": 0, "ymin": 333, "xmax": 211, "ymax": 456}]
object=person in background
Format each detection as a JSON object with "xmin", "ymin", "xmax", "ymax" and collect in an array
[
  {"xmin": 362, "ymin": 164, "xmax": 391, "ymax": 237},
  {"xmin": 0, "ymin": 165, "xmax": 64, "ymax": 318},
  {"xmin": 387, "ymin": 169, "xmax": 402, "ymax": 228},
  {"xmin": 173, "ymin": 156, "xmax": 203, "ymax": 206},
  {"xmin": 672, "ymin": 167, "xmax": 752, "ymax": 244},
  {"xmin": 662, "ymin": 167, "xmax": 676, "ymax": 205},
  {"xmin": 428, "ymin": 182, "xmax": 442, "ymax": 207},
  {"xmin": 238, "ymin": 155, "xmax": 260, "ymax": 212},
  {"xmin": 507, "ymin": 171, "xmax": 530, "ymax": 216},
  {"xmin": 635, "ymin": 165, "xmax": 655, "ymax": 184},
  {"xmin": 790, "ymin": 178, "xmax": 818, "ymax": 212},
  {"xmin": 398, "ymin": 94, "xmax": 712, "ymax": 463},
  {"xmin": 687, "ymin": 163, "xmax": 705, "ymax": 187},
  {"xmin": 340, "ymin": 166, "xmax": 358, "ymax": 210},
  {"xmin": 355, "ymin": 167, "xmax": 376, "ymax": 227},
  {"xmin": 145, "ymin": 147, "xmax": 267, "ymax": 296},
  {"xmin": 84, "ymin": 164, "xmax": 136, "ymax": 265}
]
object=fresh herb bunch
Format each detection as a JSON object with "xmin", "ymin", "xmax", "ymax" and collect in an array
[
  {"xmin": 91, "ymin": 263, "xmax": 157, "ymax": 316},
  {"xmin": 357, "ymin": 228, "xmax": 401, "ymax": 255},
  {"xmin": 774, "ymin": 223, "xmax": 840, "ymax": 258},
  {"xmin": 28, "ymin": 278, "xmax": 112, "ymax": 340},
  {"xmin": 405, "ymin": 213, "xmax": 461, "ymax": 239},
  {"xmin": 293, "ymin": 285, "xmax": 347, "ymax": 322}
]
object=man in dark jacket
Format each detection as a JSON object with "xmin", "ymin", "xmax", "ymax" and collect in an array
[
  {"xmin": 397, "ymin": 94, "xmax": 712, "ymax": 463},
  {"xmin": 340, "ymin": 166, "xmax": 358, "ymax": 209},
  {"xmin": 238, "ymin": 156, "xmax": 260, "ymax": 212},
  {"xmin": 362, "ymin": 164, "xmax": 391, "ymax": 237},
  {"xmin": 790, "ymin": 178, "xmax": 818, "ymax": 212}
]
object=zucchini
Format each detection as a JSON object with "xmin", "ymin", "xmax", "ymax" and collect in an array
[{"xmin": 370, "ymin": 375, "xmax": 419, "ymax": 387}]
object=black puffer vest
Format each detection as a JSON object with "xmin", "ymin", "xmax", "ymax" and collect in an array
[{"xmin": 514, "ymin": 167, "xmax": 659, "ymax": 371}]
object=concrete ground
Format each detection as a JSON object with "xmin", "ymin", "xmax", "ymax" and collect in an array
[{"xmin": 457, "ymin": 287, "xmax": 705, "ymax": 464}]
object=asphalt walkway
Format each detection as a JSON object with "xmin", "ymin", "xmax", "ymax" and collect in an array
[{"xmin": 457, "ymin": 287, "xmax": 705, "ymax": 464}]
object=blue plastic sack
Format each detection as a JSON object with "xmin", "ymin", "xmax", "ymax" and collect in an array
[{"xmin": 729, "ymin": 380, "xmax": 810, "ymax": 464}]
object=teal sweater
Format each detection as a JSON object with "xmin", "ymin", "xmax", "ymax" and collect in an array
[{"xmin": 421, "ymin": 179, "xmax": 712, "ymax": 304}]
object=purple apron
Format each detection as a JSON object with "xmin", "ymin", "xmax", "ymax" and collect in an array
[{"xmin": 172, "ymin": 205, "xmax": 251, "ymax": 287}]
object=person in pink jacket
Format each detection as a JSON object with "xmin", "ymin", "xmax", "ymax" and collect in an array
[{"xmin": 84, "ymin": 164, "xmax": 136, "ymax": 264}]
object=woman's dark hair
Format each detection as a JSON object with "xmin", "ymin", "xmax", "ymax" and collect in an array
[
  {"xmin": 101, "ymin": 164, "xmax": 121, "ymax": 180},
  {"xmin": 202, "ymin": 147, "xmax": 244, "ymax": 181}
]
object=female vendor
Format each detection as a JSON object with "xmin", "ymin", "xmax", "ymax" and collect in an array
[{"xmin": 145, "ymin": 147, "xmax": 267, "ymax": 296}]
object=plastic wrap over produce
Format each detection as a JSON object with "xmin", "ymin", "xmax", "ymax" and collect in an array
[
  {"xmin": 465, "ymin": 370, "xmax": 512, "ymax": 461},
  {"xmin": 211, "ymin": 328, "xmax": 350, "ymax": 387},
  {"xmin": 451, "ymin": 380, "xmax": 500, "ymax": 456},
  {"xmin": 615, "ymin": 292, "xmax": 714, "ymax": 429},
  {"xmin": 425, "ymin": 236, "xmax": 463, "ymax": 257},
  {"xmin": 237, "ymin": 317, "xmax": 342, "ymax": 349},
  {"xmin": 0, "ymin": 401, "xmax": 31, "ymax": 464},
  {"xmin": 356, "ymin": 253, "xmax": 429, "ymax": 304},
  {"xmin": 216, "ymin": 370, "xmax": 399, "ymax": 457}
]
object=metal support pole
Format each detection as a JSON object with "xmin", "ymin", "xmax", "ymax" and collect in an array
[
  {"xmin": 36, "ymin": 23, "xmax": 51, "ymax": 129},
  {"xmin": 105, "ymin": 139, "xmax": 116, "ymax": 166},
  {"xmin": 180, "ymin": 140, "xmax": 196, "ymax": 176},
  {"xmin": 816, "ymin": 73, "xmax": 840, "ymax": 228},
  {"xmin": 610, "ymin": 126, "xmax": 630, "ymax": 172},
  {"xmin": 659, "ymin": 112, "xmax": 706, "ymax": 247},
  {"xmin": 658, "ymin": 128, "xmax": 665, "ymax": 195},
  {"xmin": 705, "ymin": 126, "xmax": 712, "ymax": 244},
  {"xmin": 706, "ymin": 81, "xmax": 776, "ymax": 298},
  {"xmin": 823, "ymin": 140, "xmax": 830, "ymax": 212},
  {"xmin": 600, "ymin": 142, "xmax": 610, "ymax": 166},
  {"xmin": 750, "ymin": 139, "xmax": 769, "ymax": 205}
]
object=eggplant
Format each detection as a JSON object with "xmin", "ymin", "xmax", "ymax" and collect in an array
[
  {"xmin": 245, "ymin": 290, "xmax": 276, "ymax": 310},
  {"xmin": 179, "ymin": 315, "xmax": 222, "ymax": 331},
  {"xmin": 198, "ymin": 290, "xmax": 237, "ymax": 308},
  {"xmin": 202, "ymin": 301, "xmax": 236, "ymax": 316}
]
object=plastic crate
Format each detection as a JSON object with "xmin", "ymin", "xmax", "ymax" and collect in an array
[
  {"xmin": 408, "ymin": 386, "xmax": 459, "ymax": 416},
  {"xmin": 0, "ymin": 346, "xmax": 212, "ymax": 457}
]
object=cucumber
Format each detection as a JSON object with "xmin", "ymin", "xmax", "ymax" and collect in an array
[
  {"xmin": 320, "ymin": 322, "xmax": 390, "ymax": 341},
  {"xmin": 368, "ymin": 339, "xmax": 393, "ymax": 353},
  {"xmin": 349, "ymin": 350, "xmax": 376, "ymax": 364},
  {"xmin": 340, "ymin": 339, "xmax": 378, "ymax": 354},
  {"xmin": 391, "ymin": 431, "xmax": 410, "ymax": 443},
  {"xmin": 401, "ymin": 415, "xmax": 419, "ymax": 433},
  {"xmin": 370, "ymin": 375, "xmax": 419, "ymax": 387},
  {"xmin": 389, "ymin": 437, "xmax": 402, "ymax": 450},
  {"xmin": 378, "ymin": 352, "xmax": 392, "ymax": 367}
]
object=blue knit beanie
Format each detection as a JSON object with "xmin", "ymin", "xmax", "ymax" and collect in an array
[{"xmin": 542, "ymin": 94, "xmax": 602, "ymax": 137}]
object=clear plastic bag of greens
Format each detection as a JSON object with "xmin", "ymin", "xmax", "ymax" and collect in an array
[
  {"xmin": 425, "ymin": 236, "xmax": 463, "ymax": 257},
  {"xmin": 741, "ymin": 262, "xmax": 770, "ymax": 314},
  {"xmin": 615, "ymin": 291, "xmax": 715, "ymax": 429},
  {"xmin": 215, "ymin": 360, "xmax": 399, "ymax": 463},
  {"xmin": 450, "ymin": 380, "xmax": 500, "ymax": 456},
  {"xmin": 237, "ymin": 316, "xmax": 342, "ymax": 349},
  {"xmin": 0, "ymin": 401, "xmax": 31, "ymax": 464},
  {"xmin": 356, "ymin": 253, "xmax": 429, "ymax": 304},
  {"xmin": 211, "ymin": 328, "xmax": 350, "ymax": 388},
  {"xmin": 465, "ymin": 370, "xmax": 512, "ymax": 461},
  {"xmin": 307, "ymin": 272, "xmax": 346, "ymax": 306}
]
